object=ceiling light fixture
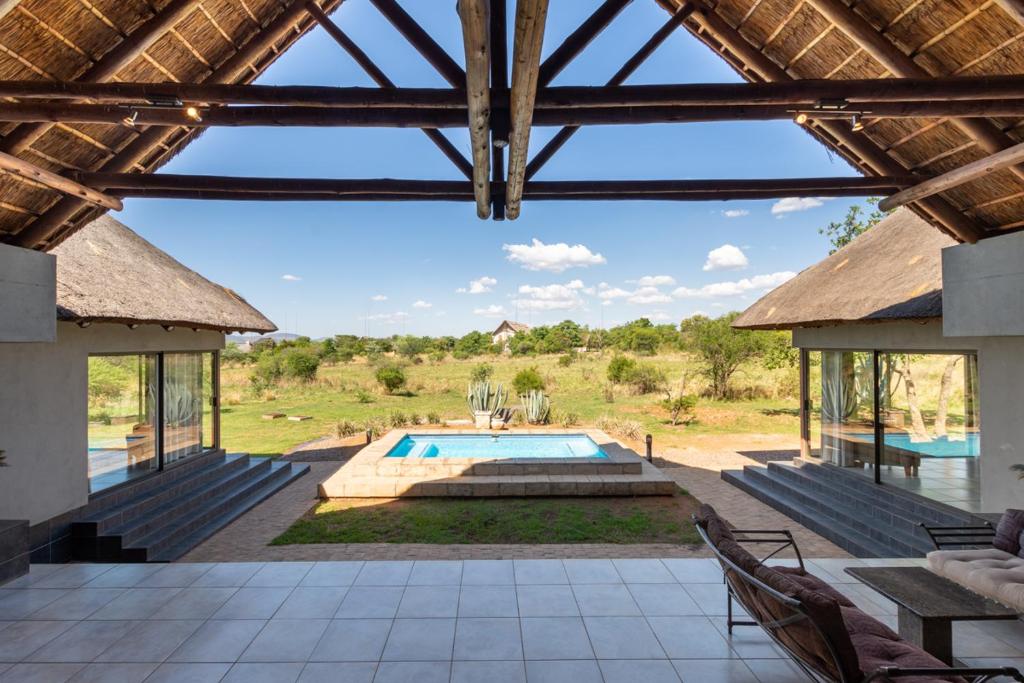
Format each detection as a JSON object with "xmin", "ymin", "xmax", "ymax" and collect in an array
[
  {"xmin": 147, "ymin": 94, "xmax": 183, "ymax": 108},
  {"xmin": 851, "ymin": 114, "xmax": 864, "ymax": 132},
  {"xmin": 814, "ymin": 98, "xmax": 849, "ymax": 111},
  {"xmin": 121, "ymin": 109, "xmax": 138, "ymax": 127},
  {"xmin": 184, "ymin": 105, "xmax": 202, "ymax": 122},
  {"xmin": 794, "ymin": 112, "xmax": 809, "ymax": 125}
]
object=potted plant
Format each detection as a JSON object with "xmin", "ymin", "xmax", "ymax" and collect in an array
[{"xmin": 467, "ymin": 380, "xmax": 508, "ymax": 429}]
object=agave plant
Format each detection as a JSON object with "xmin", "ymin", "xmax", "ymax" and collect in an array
[
  {"xmin": 467, "ymin": 381, "xmax": 508, "ymax": 418},
  {"xmin": 521, "ymin": 390, "xmax": 551, "ymax": 425},
  {"xmin": 163, "ymin": 379, "xmax": 200, "ymax": 427}
]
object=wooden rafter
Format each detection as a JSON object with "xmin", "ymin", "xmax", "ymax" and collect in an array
[
  {"xmin": 0, "ymin": 152, "xmax": 121, "ymax": 210},
  {"xmin": 368, "ymin": 0, "xmax": 465, "ymax": 87},
  {"xmin": 537, "ymin": 0, "xmax": 632, "ymax": 87},
  {"xmin": 880, "ymin": 142, "xmax": 1024, "ymax": 212},
  {"xmin": 306, "ymin": 2, "xmax": 473, "ymax": 179},
  {"xmin": 526, "ymin": 2, "xmax": 694, "ymax": 181},
  {"xmin": 490, "ymin": 0, "xmax": 508, "ymax": 220},
  {"xmin": 0, "ymin": 0, "xmax": 200, "ymax": 156},
  {"xmin": 506, "ymin": 0, "xmax": 546, "ymax": 219},
  {"xmin": 458, "ymin": 0, "xmax": 492, "ymax": 218}
]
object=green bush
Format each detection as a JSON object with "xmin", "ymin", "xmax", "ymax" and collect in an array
[
  {"xmin": 375, "ymin": 364, "xmax": 407, "ymax": 394},
  {"xmin": 335, "ymin": 419, "xmax": 360, "ymax": 438},
  {"xmin": 557, "ymin": 350, "xmax": 577, "ymax": 367},
  {"xmin": 512, "ymin": 366, "xmax": 545, "ymax": 396},
  {"xmin": 625, "ymin": 362, "xmax": 667, "ymax": 394},
  {"xmin": 281, "ymin": 347, "xmax": 320, "ymax": 382},
  {"xmin": 470, "ymin": 363, "xmax": 494, "ymax": 382},
  {"xmin": 606, "ymin": 355, "xmax": 637, "ymax": 384},
  {"xmin": 429, "ymin": 350, "xmax": 447, "ymax": 363},
  {"xmin": 389, "ymin": 410, "xmax": 409, "ymax": 428},
  {"xmin": 558, "ymin": 411, "xmax": 580, "ymax": 427},
  {"xmin": 355, "ymin": 389, "xmax": 374, "ymax": 403},
  {"xmin": 249, "ymin": 354, "xmax": 283, "ymax": 391},
  {"xmin": 661, "ymin": 394, "xmax": 698, "ymax": 425},
  {"xmin": 426, "ymin": 411, "xmax": 441, "ymax": 424}
]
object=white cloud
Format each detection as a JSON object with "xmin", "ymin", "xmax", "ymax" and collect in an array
[
  {"xmin": 721, "ymin": 209, "xmax": 749, "ymax": 218},
  {"xmin": 627, "ymin": 286, "xmax": 672, "ymax": 305},
  {"xmin": 635, "ymin": 275, "xmax": 676, "ymax": 287},
  {"xmin": 281, "ymin": 274, "xmax": 301, "ymax": 281},
  {"xmin": 645, "ymin": 311, "xmax": 673, "ymax": 322},
  {"xmin": 703, "ymin": 244, "xmax": 749, "ymax": 272},
  {"xmin": 513, "ymin": 280, "xmax": 586, "ymax": 311},
  {"xmin": 457, "ymin": 276, "xmax": 497, "ymax": 294},
  {"xmin": 673, "ymin": 271, "xmax": 797, "ymax": 299},
  {"xmin": 474, "ymin": 304, "xmax": 507, "ymax": 318},
  {"xmin": 412, "ymin": 300, "xmax": 432, "ymax": 309},
  {"xmin": 370, "ymin": 294, "xmax": 388, "ymax": 301},
  {"xmin": 503, "ymin": 238, "xmax": 606, "ymax": 272},
  {"xmin": 364, "ymin": 311, "xmax": 409, "ymax": 324},
  {"xmin": 771, "ymin": 197, "xmax": 824, "ymax": 215},
  {"xmin": 597, "ymin": 286, "xmax": 631, "ymax": 300}
]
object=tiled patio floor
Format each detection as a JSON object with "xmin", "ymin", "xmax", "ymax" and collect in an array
[{"xmin": 2, "ymin": 558, "xmax": 1023, "ymax": 682}]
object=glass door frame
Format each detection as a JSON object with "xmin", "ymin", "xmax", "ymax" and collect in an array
[{"xmin": 87, "ymin": 349, "xmax": 221, "ymax": 494}]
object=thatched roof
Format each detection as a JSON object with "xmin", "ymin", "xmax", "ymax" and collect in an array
[
  {"xmin": 52, "ymin": 213, "xmax": 275, "ymax": 332},
  {"xmin": 733, "ymin": 207, "xmax": 954, "ymax": 330},
  {"xmin": 494, "ymin": 320, "xmax": 530, "ymax": 335},
  {"xmin": 0, "ymin": 0, "xmax": 1022, "ymax": 245}
]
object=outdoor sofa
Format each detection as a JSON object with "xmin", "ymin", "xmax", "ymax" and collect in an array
[
  {"xmin": 925, "ymin": 510, "xmax": 1024, "ymax": 612},
  {"xmin": 695, "ymin": 504, "xmax": 1023, "ymax": 682}
]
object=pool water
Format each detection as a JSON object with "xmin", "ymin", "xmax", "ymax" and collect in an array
[
  {"xmin": 863, "ymin": 432, "xmax": 980, "ymax": 458},
  {"xmin": 386, "ymin": 434, "xmax": 608, "ymax": 459}
]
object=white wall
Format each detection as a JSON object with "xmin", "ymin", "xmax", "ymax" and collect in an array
[
  {"xmin": 793, "ymin": 321, "xmax": 1024, "ymax": 513},
  {"xmin": 0, "ymin": 243, "xmax": 55, "ymax": 343},
  {"xmin": 944, "ymin": 230, "xmax": 1024, "ymax": 337},
  {"xmin": 0, "ymin": 322, "xmax": 223, "ymax": 524}
]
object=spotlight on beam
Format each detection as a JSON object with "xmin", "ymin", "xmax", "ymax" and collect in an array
[
  {"xmin": 794, "ymin": 112, "xmax": 809, "ymax": 125},
  {"xmin": 851, "ymin": 114, "xmax": 864, "ymax": 132},
  {"xmin": 121, "ymin": 110, "xmax": 138, "ymax": 128},
  {"xmin": 184, "ymin": 106, "xmax": 202, "ymax": 123}
]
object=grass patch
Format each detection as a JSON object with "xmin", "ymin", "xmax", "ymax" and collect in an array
[{"xmin": 272, "ymin": 495, "xmax": 701, "ymax": 545}]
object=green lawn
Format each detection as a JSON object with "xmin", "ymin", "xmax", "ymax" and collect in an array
[
  {"xmin": 272, "ymin": 494, "xmax": 702, "ymax": 545},
  {"xmin": 220, "ymin": 352, "xmax": 800, "ymax": 456}
]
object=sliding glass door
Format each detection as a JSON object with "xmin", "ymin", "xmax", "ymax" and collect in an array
[{"xmin": 87, "ymin": 351, "xmax": 219, "ymax": 493}]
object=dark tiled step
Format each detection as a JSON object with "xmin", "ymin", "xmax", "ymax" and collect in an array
[
  {"xmin": 85, "ymin": 449, "xmax": 228, "ymax": 511},
  {"xmin": 738, "ymin": 465, "xmax": 930, "ymax": 557},
  {"xmin": 722, "ymin": 468, "xmax": 896, "ymax": 558}
]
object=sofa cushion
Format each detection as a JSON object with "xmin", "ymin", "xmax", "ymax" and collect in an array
[
  {"xmin": 927, "ymin": 548, "xmax": 1024, "ymax": 611},
  {"xmin": 696, "ymin": 503, "xmax": 736, "ymax": 546},
  {"xmin": 928, "ymin": 548, "xmax": 1015, "ymax": 575},
  {"xmin": 994, "ymin": 509, "xmax": 1024, "ymax": 554},
  {"xmin": 842, "ymin": 606, "xmax": 966, "ymax": 682},
  {"xmin": 775, "ymin": 565, "xmax": 857, "ymax": 607}
]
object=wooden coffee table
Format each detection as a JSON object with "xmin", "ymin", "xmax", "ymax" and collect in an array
[{"xmin": 845, "ymin": 566, "xmax": 1018, "ymax": 665}]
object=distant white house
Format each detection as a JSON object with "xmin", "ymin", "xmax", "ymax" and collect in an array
[{"xmin": 492, "ymin": 320, "xmax": 529, "ymax": 351}]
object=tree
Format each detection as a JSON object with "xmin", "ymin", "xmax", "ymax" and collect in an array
[
  {"xmin": 820, "ymin": 198, "xmax": 890, "ymax": 254},
  {"xmin": 513, "ymin": 367, "xmax": 545, "ymax": 396},
  {"xmin": 453, "ymin": 330, "xmax": 492, "ymax": 358},
  {"xmin": 680, "ymin": 312, "xmax": 767, "ymax": 400},
  {"xmin": 281, "ymin": 347, "xmax": 320, "ymax": 382},
  {"xmin": 375, "ymin": 364, "xmax": 407, "ymax": 394}
]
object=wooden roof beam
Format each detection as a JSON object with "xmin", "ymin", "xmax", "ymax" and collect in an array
[
  {"xmin": 805, "ymin": 0, "xmax": 1024, "ymax": 187},
  {"xmin": 490, "ymin": 0, "xmax": 508, "ymax": 220},
  {"xmin": 678, "ymin": 0, "xmax": 985, "ymax": 243},
  {"xmin": 537, "ymin": 0, "xmax": 632, "ymax": 87},
  {"xmin": 0, "ymin": 0, "xmax": 200, "ymax": 156},
  {"xmin": 458, "ymin": 0, "xmax": 492, "ymax": 218},
  {"xmin": 306, "ymin": 2, "xmax": 473, "ymax": 180},
  {"xmin": 0, "ymin": 152, "xmax": 121, "ymax": 210},
  {"xmin": 880, "ymin": 141, "xmax": 1024, "ymax": 212},
  {"xmin": 505, "ymin": 0, "xmax": 548, "ymax": 220},
  {"xmin": 11, "ymin": 0, "xmax": 323, "ymax": 249},
  {"xmin": 368, "ymin": 0, "xmax": 465, "ymax": 87},
  {"xmin": 527, "ymin": 2, "xmax": 688, "ymax": 180}
]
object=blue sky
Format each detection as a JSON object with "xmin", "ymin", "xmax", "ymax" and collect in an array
[{"xmin": 117, "ymin": 0, "xmax": 866, "ymax": 338}]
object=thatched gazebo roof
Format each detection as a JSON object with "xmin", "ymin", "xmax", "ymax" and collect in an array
[
  {"xmin": 0, "ymin": 1, "xmax": 1022, "ymax": 246},
  {"xmin": 732, "ymin": 207, "xmax": 954, "ymax": 330},
  {"xmin": 52, "ymin": 214, "xmax": 275, "ymax": 333}
]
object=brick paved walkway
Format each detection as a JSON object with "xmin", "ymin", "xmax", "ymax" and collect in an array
[{"xmin": 182, "ymin": 441, "xmax": 847, "ymax": 562}]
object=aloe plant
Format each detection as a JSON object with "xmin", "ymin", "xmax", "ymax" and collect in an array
[
  {"xmin": 521, "ymin": 390, "xmax": 551, "ymax": 425},
  {"xmin": 467, "ymin": 381, "xmax": 508, "ymax": 418}
]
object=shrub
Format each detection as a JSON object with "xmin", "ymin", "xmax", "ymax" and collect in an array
[
  {"xmin": 364, "ymin": 416, "xmax": 387, "ymax": 440},
  {"xmin": 355, "ymin": 389, "xmax": 374, "ymax": 404},
  {"xmin": 375, "ymin": 364, "xmax": 407, "ymax": 394},
  {"xmin": 409, "ymin": 412, "xmax": 422, "ymax": 426},
  {"xmin": 513, "ymin": 366, "xmax": 545, "ymax": 396},
  {"xmin": 557, "ymin": 350, "xmax": 577, "ymax": 367},
  {"xmin": 335, "ymin": 419, "xmax": 360, "ymax": 438},
  {"xmin": 281, "ymin": 347, "xmax": 320, "ymax": 382},
  {"xmin": 596, "ymin": 415, "xmax": 643, "ymax": 441},
  {"xmin": 389, "ymin": 410, "xmax": 408, "ymax": 428},
  {"xmin": 661, "ymin": 394, "xmax": 698, "ymax": 426},
  {"xmin": 558, "ymin": 411, "xmax": 580, "ymax": 427},
  {"xmin": 625, "ymin": 362, "xmax": 667, "ymax": 394},
  {"xmin": 470, "ymin": 363, "xmax": 494, "ymax": 382},
  {"xmin": 426, "ymin": 411, "xmax": 441, "ymax": 424},
  {"xmin": 249, "ymin": 354, "xmax": 282, "ymax": 391},
  {"xmin": 602, "ymin": 384, "xmax": 615, "ymax": 403},
  {"xmin": 606, "ymin": 355, "xmax": 637, "ymax": 384},
  {"xmin": 429, "ymin": 350, "xmax": 447, "ymax": 363}
]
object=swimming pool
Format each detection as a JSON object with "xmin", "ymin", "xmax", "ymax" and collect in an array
[
  {"xmin": 858, "ymin": 432, "xmax": 980, "ymax": 458},
  {"xmin": 385, "ymin": 433, "xmax": 608, "ymax": 459}
]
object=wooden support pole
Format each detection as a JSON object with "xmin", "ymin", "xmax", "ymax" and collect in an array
[
  {"xmin": 0, "ymin": 0, "xmax": 199, "ymax": 155},
  {"xmin": 458, "ymin": 0, "xmax": 492, "ymax": 218},
  {"xmin": 490, "ymin": 0, "xmax": 508, "ymax": 220},
  {"xmin": 805, "ymin": 0, "xmax": 1024, "ymax": 186},
  {"xmin": 506, "ymin": 0, "xmax": 549, "ymax": 219},
  {"xmin": 11, "ymin": 0, "xmax": 323, "ymax": 249},
  {"xmin": 537, "ymin": 0, "xmax": 632, "ymax": 86},
  {"xmin": 527, "ymin": 2, "xmax": 692, "ymax": 180},
  {"xmin": 0, "ymin": 152, "xmax": 122, "ymax": 210},
  {"xmin": 368, "ymin": 0, "xmax": 466, "ymax": 87},
  {"xmin": 880, "ymin": 141, "xmax": 1024, "ymax": 212},
  {"xmin": 676, "ymin": 0, "xmax": 985, "ymax": 243},
  {"xmin": 306, "ymin": 2, "xmax": 473, "ymax": 179}
]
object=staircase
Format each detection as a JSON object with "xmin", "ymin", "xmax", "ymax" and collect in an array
[
  {"xmin": 721, "ymin": 459, "xmax": 982, "ymax": 558},
  {"xmin": 72, "ymin": 451, "xmax": 308, "ymax": 562}
]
